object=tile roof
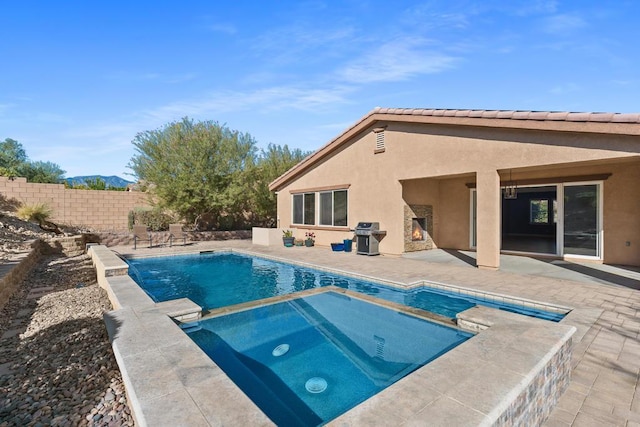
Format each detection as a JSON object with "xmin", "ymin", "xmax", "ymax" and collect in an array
[
  {"xmin": 370, "ymin": 107, "xmax": 640, "ymax": 123},
  {"xmin": 269, "ymin": 107, "xmax": 640, "ymax": 191}
]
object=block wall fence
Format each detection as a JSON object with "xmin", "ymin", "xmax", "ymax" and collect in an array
[{"xmin": 0, "ymin": 177, "xmax": 151, "ymax": 231}]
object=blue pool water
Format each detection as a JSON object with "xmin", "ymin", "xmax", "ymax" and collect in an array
[
  {"xmin": 187, "ymin": 291, "xmax": 472, "ymax": 425},
  {"xmin": 128, "ymin": 252, "xmax": 565, "ymax": 321}
]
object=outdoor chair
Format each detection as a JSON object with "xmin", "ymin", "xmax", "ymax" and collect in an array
[
  {"xmin": 169, "ymin": 223, "xmax": 187, "ymax": 247},
  {"xmin": 133, "ymin": 225, "xmax": 152, "ymax": 249}
]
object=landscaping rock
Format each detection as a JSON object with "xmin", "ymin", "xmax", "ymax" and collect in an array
[{"xmin": 0, "ymin": 253, "xmax": 134, "ymax": 426}]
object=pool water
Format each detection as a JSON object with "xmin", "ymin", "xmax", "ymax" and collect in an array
[
  {"xmin": 128, "ymin": 252, "xmax": 565, "ymax": 321},
  {"xmin": 187, "ymin": 291, "xmax": 472, "ymax": 426}
]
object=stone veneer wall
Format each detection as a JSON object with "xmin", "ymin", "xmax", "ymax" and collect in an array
[
  {"xmin": 95, "ymin": 230, "xmax": 252, "ymax": 247},
  {"xmin": 0, "ymin": 176, "xmax": 150, "ymax": 231},
  {"xmin": 403, "ymin": 204, "xmax": 434, "ymax": 252},
  {"xmin": 38, "ymin": 235, "xmax": 103, "ymax": 257},
  {"xmin": 495, "ymin": 337, "xmax": 573, "ymax": 426},
  {"xmin": 456, "ymin": 306, "xmax": 575, "ymax": 426}
]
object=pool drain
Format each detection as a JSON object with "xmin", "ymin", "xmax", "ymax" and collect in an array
[
  {"xmin": 272, "ymin": 344, "xmax": 290, "ymax": 357},
  {"xmin": 305, "ymin": 377, "xmax": 328, "ymax": 394}
]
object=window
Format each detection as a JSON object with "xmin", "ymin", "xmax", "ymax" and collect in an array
[
  {"xmin": 293, "ymin": 189, "xmax": 348, "ymax": 227},
  {"xmin": 319, "ymin": 190, "xmax": 348, "ymax": 226},
  {"xmin": 530, "ymin": 199, "xmax": 549, "ymax": 224},
  {"xmin": 293, "ymin": 194, "xmax": 302, "ymax": 224},
  {"xmin": 292, "ymin": 193, "xmax": 315, "ymax": 225},
  {"xmin": 303, "ymin": 193, "xmax": 315, "ymax": 225}
]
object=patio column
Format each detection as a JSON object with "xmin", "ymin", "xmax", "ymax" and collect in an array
[{"xmin": 476, "ymin": 170, "xmax": 501, "ymax": 270}]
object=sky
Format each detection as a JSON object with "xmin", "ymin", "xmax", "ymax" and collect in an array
[{"xmin": 2, "ymin": 1, "xmax": 639, "ymax": 179}]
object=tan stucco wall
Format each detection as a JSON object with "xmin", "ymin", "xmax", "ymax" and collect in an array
[
  {"xmin": 389, "ymin": 123, "xmax": 639, "ymax": 180},
  {"xmin": 401, "ymin": 176, "xmax": 473, "ymax": 249},
  {"xmin": 0, "ymin": 177, "xmax": 150, "ymax": 231},
  {"xmin": 602, "ymin": 162, "xmax": 640, "ymax": 265},
  {"xmin": 275, "ymin": 122, "xmax": 640, "ymax": 265}
]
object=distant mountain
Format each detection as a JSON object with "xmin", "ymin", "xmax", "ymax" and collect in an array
[{"xmin": 66, "ymin": 175, "xmax": 134, "ymax": 188}]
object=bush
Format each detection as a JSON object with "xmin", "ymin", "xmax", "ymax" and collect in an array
[
  {"xmin": 16, "ymin": 202, "xmax": 62, "ymax": 234},
  {"xmin": 17, "ymin": 203, "xmax": 53, "ymax": 224},
  {"xmin": 127, "ymin": 210, "xmax": 136, "ymax": 231},
  {"xmin": 130, "ymin": 207, "xmax": 175, "ymax": 231}
]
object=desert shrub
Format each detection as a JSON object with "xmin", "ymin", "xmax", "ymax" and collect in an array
[
  {"xmin": 132, "ymin": 207, "xmax": 174, "ymax": 231},
  {"xmin": 127, "ymin": 210, "xmax": 136, "ymax": 231},
  {"xmin": 17, "ymin": 203, "xmax": 53, "ymax": 224},
  {"xmin": 16, "ymin": 202, "xmax": 62, "ymax": 234}
]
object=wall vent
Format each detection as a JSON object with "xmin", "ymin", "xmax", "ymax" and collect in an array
[{"xmin": 373, "ymin": 127, "xmax": 386, "ymax": 153}]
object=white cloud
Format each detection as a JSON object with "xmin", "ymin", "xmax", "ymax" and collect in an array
[
  {"xmin": 209, "ymin": 23, "xmax": 237, "ymax": 35},
  {"xmin": 337, "ymin": 37, "xmax": 457, "ymax": 84},
  {"xmin": 105, "ymin": 71, "xmax": 197, "ymax": 84},
  {"xmin": 541, "ymin": 13, "xmax": 587, "ymax": 35},
  {"xmin": 611, "ymin": 79, "xmax": 638, "ymax": 87},
  {"xmin": 251, "ymin": 25, "xmax": 356, "ymax": 65},
  {"xmin": 0, "ymin": 103, "xmax": 14, "ymax": 116},
  {"xmin": 141, "ymin": 84, "xmax": 354, "ymax": 124},
  {"xmin": 400, "ymin": 4, "xmax": 471, "ymax": 31},
  {"xmin": 513, "ymin": 0, "xmax": 558, "ymax": 16},
  {"xmin": 62, "ymin": 122, "xmax": 140, "ymax": 141}
]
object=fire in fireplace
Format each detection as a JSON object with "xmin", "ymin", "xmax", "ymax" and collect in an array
[{"xmin": 412, "ymin": 218, "xmax": 426, "ymax": 241}]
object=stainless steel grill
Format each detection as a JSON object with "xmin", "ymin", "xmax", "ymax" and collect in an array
[{"xmin": 354, "ymin": 222, "xmax": 386, "ymax": 256}]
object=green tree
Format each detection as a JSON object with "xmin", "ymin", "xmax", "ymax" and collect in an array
[
  {"xmin": 18, "ymin": 160, "xmax": 66, "ymax": 184},
  {"xmin": 247, "ymin": 144, "xmax": 309, "ymax": 227},
  {"xmin": 0, "ymin": 138, "xmax": 28, "ymax": 176},
  {"xmin": 129, "ymin": 117, "xmax": 257, "ymax": 230},
  {"xmin": 0, "ymin": 138, "xmax": 65, "ymax": 183},
  {"xmin": 85, "ymin": 177, "xmax": 107, "ymax": 190}
]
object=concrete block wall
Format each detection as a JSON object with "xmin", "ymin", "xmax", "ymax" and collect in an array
[{"xmin": 0, "ymin": 177, "xmax": 150, "ymax": 231}]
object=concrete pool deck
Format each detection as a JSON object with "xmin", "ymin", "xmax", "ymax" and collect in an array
[{"xmin": 105, "ymin": 240, "xmax": 640, "ymax": 426}]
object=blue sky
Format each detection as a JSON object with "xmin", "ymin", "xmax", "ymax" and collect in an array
[{"xmin": 2, "ymin": 1, "xmax": 639, "ymax": 178}]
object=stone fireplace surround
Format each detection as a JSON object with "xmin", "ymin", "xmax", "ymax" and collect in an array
[{"xmin": 404, "ymin": 204, "xmax": 434, "ymax": 252}]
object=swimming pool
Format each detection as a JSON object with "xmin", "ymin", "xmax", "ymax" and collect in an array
[
  {"xmin": 128, "ymin": 251, "xmax": 566, "ymax": 321},
  {"xmin": 187, "ymin": 291, "xmax": 472, "ymax": 425}
]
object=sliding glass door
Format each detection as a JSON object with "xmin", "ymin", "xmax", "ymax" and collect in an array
[
  {"xmin": 563, "ymin": 183, "xmax": 600, "ymax": 257},
  {"xmin": 471, "ymin": 181, "xmax": 602, "ymax": 259}
]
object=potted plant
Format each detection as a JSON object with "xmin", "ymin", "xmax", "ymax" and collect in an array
[
  {"xmin": 305, "ymin": 232, "xmax": 315, "ymax": 247},
  {"xmin": 282, "ymin": 230, "xmax": 295, "ymax": 247}
]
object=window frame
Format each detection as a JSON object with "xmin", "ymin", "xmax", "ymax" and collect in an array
[
  {"xmin": 319, "ymin": 189, "xmax": 348, "ymax": 227},
  {"xmin": 291, "ymin": 187, "xmax": 348, "ymax": 228},
  {"xmin": 292, "ymin": 192, "xmax": 316, "ymax": 225}
]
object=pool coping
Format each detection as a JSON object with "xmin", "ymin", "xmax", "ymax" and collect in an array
[
  {"xmin": 92, "ymin": 245, "xmax": 582, "ymax": 426},
  {"xmin": 198, "ymin": 286, "xmax": 459, "ymax": 330},
  {"xmin": 128, "ymin": 248, "xmax": 573, "ymax": 316}
]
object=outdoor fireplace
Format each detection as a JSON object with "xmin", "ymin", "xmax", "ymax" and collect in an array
[
  {"xmin": 404, "ymin": 204, "xmax": 433, "ymax": 252},
  {"xmin": 412, "ymin": 218, "xmax": 426, "ymax": 241}
]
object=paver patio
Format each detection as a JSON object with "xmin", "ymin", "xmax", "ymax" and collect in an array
[{"xmin": 111, "ymin": 240, "xmax": 640, "ymax": 426}]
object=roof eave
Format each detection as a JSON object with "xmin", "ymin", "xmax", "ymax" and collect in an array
[{"xmin": 268, "ymin": 107, "xmax": 640, "ymax": 192}]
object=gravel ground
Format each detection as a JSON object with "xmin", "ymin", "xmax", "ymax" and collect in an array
[{"xmin": 0, "ymin": 253, "xmax": 134, "ymax": 426}]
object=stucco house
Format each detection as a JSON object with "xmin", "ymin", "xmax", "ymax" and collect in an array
[{"xmin": 269, "ymin": 107, "xmax": 640, "ymax": 270}]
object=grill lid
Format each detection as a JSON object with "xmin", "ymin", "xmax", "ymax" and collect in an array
[
  {"xmin": 355, "ymin": 222, "xmax": 379, "ymax": 230},
  {"xmin": 354, "ymin": 222, "xmax": 384, "ymax": 236}
]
